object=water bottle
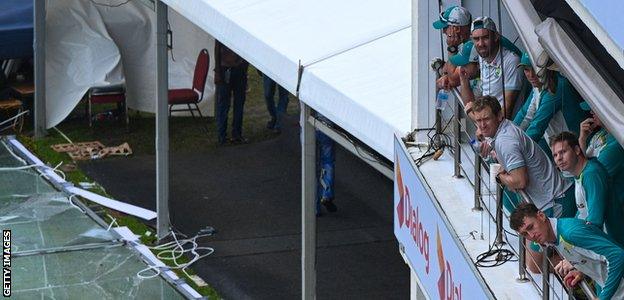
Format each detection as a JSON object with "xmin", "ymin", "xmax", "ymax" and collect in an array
[
  {"xmin": 471, "ymin": 138, "xmax": 494, "ymax": 163},
  {"xmin": 436, "ymin": 89, "xmax": 449, "ymax": 111}
]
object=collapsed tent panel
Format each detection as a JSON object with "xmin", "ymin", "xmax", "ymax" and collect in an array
[
  {"xmin": 300, "ymin": 28, "xmax": 411, "ymax": 160},
  {"xmin": 45, "ymin": 0, "xmax": 215, "ymax": 128},
  {"xmin": 162, "ymin": 0, "xmax": 410, "ymax": 94}
]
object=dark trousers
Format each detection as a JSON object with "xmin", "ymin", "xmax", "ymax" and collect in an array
[
  {"xmin": 216, "ymin": 66, "xmax": 247, "ymax": 143},
  {"xmin": 262, "ymin": 75, "xmax": 289, "ymax": 128}
]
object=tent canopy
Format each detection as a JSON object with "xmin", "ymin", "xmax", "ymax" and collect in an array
[
  {"xmin": 0, "ymin": 0, "xmax": 33, "ymax": 60},
  {"xmin": 162, "ymin": 0, "xmax": 412, "ymax": 159}
]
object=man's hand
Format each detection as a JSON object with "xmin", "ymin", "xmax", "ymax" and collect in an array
[
  {"xmin": 563, "ymin": 270, "xmax": 584, "ymax": 288},
  {"xmin": 554, "ymin": 260, "xmax": 575, "ymax": 277},
  {"xmin": 436, "ymin": 76, "xmax": 450, "ymax": 89},
  {"xmin": 579, "ymin": 118, "xmax": 596, "ymax": 141}
]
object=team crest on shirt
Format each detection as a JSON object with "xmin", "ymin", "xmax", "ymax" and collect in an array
[
  {"xmin": 559, "ymin": 236, "xmax": 574, "ymax": 252},
  {"xmin": 495, "ymin": 66, "xmax": 502, "ymax": 77},
  {"xmin": 577, "ymin": 203, "xmax": 586, "ymax": 209}
]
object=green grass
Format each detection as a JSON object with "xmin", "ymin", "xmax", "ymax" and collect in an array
[{"xmin": 12, "ymin": 66, "xmax": 298, "ymax": 299}]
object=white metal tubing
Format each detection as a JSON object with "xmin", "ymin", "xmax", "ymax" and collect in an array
[
  {"xmin": 155, "ymin": 1, "xmax": 170, "ymax": 240},
  {"xmin": 33, "ymin": 0, "xmax": 47, "ymax": 138},
  {"xmin": 301, "ymin": 103, "xmax": 317, "ymax": 299}
]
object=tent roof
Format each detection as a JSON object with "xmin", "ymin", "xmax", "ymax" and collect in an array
[
  {"xmin": 162, "ymin": 0, "xmax": 411, "ymax": 159},
  {"xmin": 0, "ymin": 0, "xmax": 33, "ymax": 59},
  {"xmin": 300, "ymin": 28, "xmax": 411, "ymax": 160}
]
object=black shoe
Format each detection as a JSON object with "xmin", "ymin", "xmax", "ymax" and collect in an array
[
  {"xmin": 266, "ymin": 118, "xmax": 276, "ymax": 129},
  {"xmin": 321, "ymin": 197, "xmax": 337, "ymax": 212},
  {"xmin": 230, "ymin": 136, "xmax": 249, "ymax": 144}
]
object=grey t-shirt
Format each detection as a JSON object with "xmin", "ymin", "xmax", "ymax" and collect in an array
[{"xmin": 493, "ymin": 119, "xmax": 572, "ymax": 211}]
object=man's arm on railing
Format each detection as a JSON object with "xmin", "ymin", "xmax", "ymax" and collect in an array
[{"xmin": 498, "ymin": 166, "xmax": 528, "ymax": 191}]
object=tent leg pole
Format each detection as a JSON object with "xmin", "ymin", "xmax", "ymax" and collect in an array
[
  {"xmin": 301, "ymin": 102, "xmax": 316, "ymax": 299},
  {"xmin": 34, "ymin": 0, "xmax": 47, "ymax": 138},
  {"xmin": 156, "ymin": 0, "xmax": 170, "ymax": 240}
]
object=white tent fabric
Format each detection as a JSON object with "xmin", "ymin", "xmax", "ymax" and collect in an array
[
  {"xmin": 45, "ymin": 0, "xmax": 215, "ymax": 128},
  {"xmin": 300, "ymin": 28, "xmax": 411, "ymax": 160},
  {"xmin": 536, "ymin": 18, "xmax": 624, "ymax": 146},
  {"xmin": 565, "ymin": 0, "xmax": 624, "ymax": 70},
  {"xmin": 161, "ymin": 0, "xmax": 411, "ymax": 160},
  {"xmin": 501, "ymin": 0, "xmax": 545, "ymax": 71},
  {"xmin": 162, "ymin": 0, "xmax": 410, "ymax": 94}
]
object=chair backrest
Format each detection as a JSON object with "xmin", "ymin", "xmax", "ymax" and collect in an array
[{"xmin": 192, "ymin": 49, "xmax": 210, "ymax": 98}]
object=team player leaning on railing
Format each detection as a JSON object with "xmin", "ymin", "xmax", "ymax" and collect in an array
[{"xmin": 433, "ymin": 6, "xmax": 624, "ymax": 300}]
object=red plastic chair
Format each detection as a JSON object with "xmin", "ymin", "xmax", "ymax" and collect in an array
[{"xmin": 168, "ymin": 49, "xmax": 210, "ymax": 129}]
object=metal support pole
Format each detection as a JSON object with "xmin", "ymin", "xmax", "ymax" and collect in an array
[
  {"xmin": 517, "ymin": 236, "xmax": 529, "ymax": 282},
  {"xmin": 33, "ymin": 0, "xmax": 47, "ymax": 138},
  {"xmin": 473, "ymin": 153, "xmax": 483, "ymax": 211},
  {"xmin": 155, "ymin": 1, "xmax": 170, "ymax": 240},
  {"xmin": 542, "ymin": 246, "xmax": 551, "ymax": 300},
  {"xmin": 453, "ymin": 97, "xmax": 462, "ymax": 178},
  {"xmin": 495, "ymin": 183, "xmax": 505, "ymax": 246},
  {"xmin": 301, "ymin": 103, "xmax": 317, "ymax": 299}
]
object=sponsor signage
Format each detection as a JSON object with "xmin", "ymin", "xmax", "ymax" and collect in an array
[{"xmin": 394, "ymin": 136, "xmax": 491, "ymax": 299}]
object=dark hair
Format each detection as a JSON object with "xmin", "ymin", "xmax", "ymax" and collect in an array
[
  {"xmin": 544, "ymin": 69, "xmax": 559, "ymax": 94},
  {"xmin": 471, "ymin": 95, "xmax": 501, "ymax": 116},
  {"xmin": 510, "ymin": 203, "xmax": 539, "ymax": 231},
  {"xmin": 549, "ymin": 131, "xmax": 580, "ymax": 150}
]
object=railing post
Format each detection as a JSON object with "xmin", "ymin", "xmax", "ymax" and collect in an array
[
  {"xmin": 435, "ymin": 108, "xmax": 442, "ymax": 146},
  {"xmin": 473, "ymin": 153, "xmax": 483, "ymax": 211},
  {"xmin": 495, "ymin": 183, "xmax": 505, "ymax": 246},
  {"xmin": 517, "ymin": 236, "xmax": 530, "ymax": 282},
  {"xmin": 542, "ymin": 246, "xmax": 551, "ymax": 300},
  {"xmin": 453, "ymin": 96, "xmax": 463, "ymax": 178}
]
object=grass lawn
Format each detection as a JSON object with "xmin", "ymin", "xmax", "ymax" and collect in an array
[{"xmin": 13, "ymin": 66, "xmax": 299, "ymax": 299}]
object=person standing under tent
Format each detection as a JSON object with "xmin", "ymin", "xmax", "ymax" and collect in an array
[
  {"xmin": 262, "ymin": 74, "xmax": 289, "ymax": 133},
  {"xmin": 214, "ymin": 40, "xmax": 249, "ymax": 145},
  {"xmin": 464, "ymin": 17, "xmax": 522, "ymax": 120},
  {"xmin": 512, "ymin": 52, "xmax": 586, "ymax": 157},
  {"xmin": 315, "ymin": 114, "xmax": 337, "ymax": 216},
  {"xmin": 550, "ymin": 131, "xmax": 624, "ymax": 246},
  {"xmin": 511, "ymin": 203, "xmax": 624, "ymax": 299}
]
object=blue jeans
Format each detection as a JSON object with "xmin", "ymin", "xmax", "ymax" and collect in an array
[
  {"xmin": 262, "ymin": 75, "xmax": 289, "ymax": 129},
  {"xmin": 216, "ymin": 66, "xmax": 247, "ymax": 143},
  {"xmin": 316, "ymin": 128, "xmax": 335, "ymax": 212}
]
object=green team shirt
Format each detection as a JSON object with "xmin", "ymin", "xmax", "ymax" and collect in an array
[
  {"xmin": 553, "ymin": 218, "xmax": 624, "ymax": 299},
  {"xmin": 513, "ymin": 74, "xmax": 585, "ymax": 143},
  {"xmin": 586, "ymin": 130, "xmax": 624, "ymax": 239},
  {"xmin": 574, "ymin": 159, "xmax": 624, "ymax": 245}
]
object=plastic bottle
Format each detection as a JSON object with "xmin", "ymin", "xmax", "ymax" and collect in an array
[
  {"xmin": 436, "ymin": 89, "xmax": 449, "ymax": 111},
  {"xmin": 471, "ymin": 138, "xmax": 494, "ymax": 163}
]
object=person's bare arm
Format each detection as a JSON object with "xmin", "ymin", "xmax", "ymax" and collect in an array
[
  {"xmin": 503, "ymin": 90, "xmax": 519, "ymax": 119},
  {"xmin": 578, "ymin": 118, "xmax": 596, "ymax": 154},
  {"xmin": 459, "ymin": 67, "xmax": 475, "ymax": 106},
  {"xmin": 498, "ymin": 166, "xmax": 528, "ymax": 192}
]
